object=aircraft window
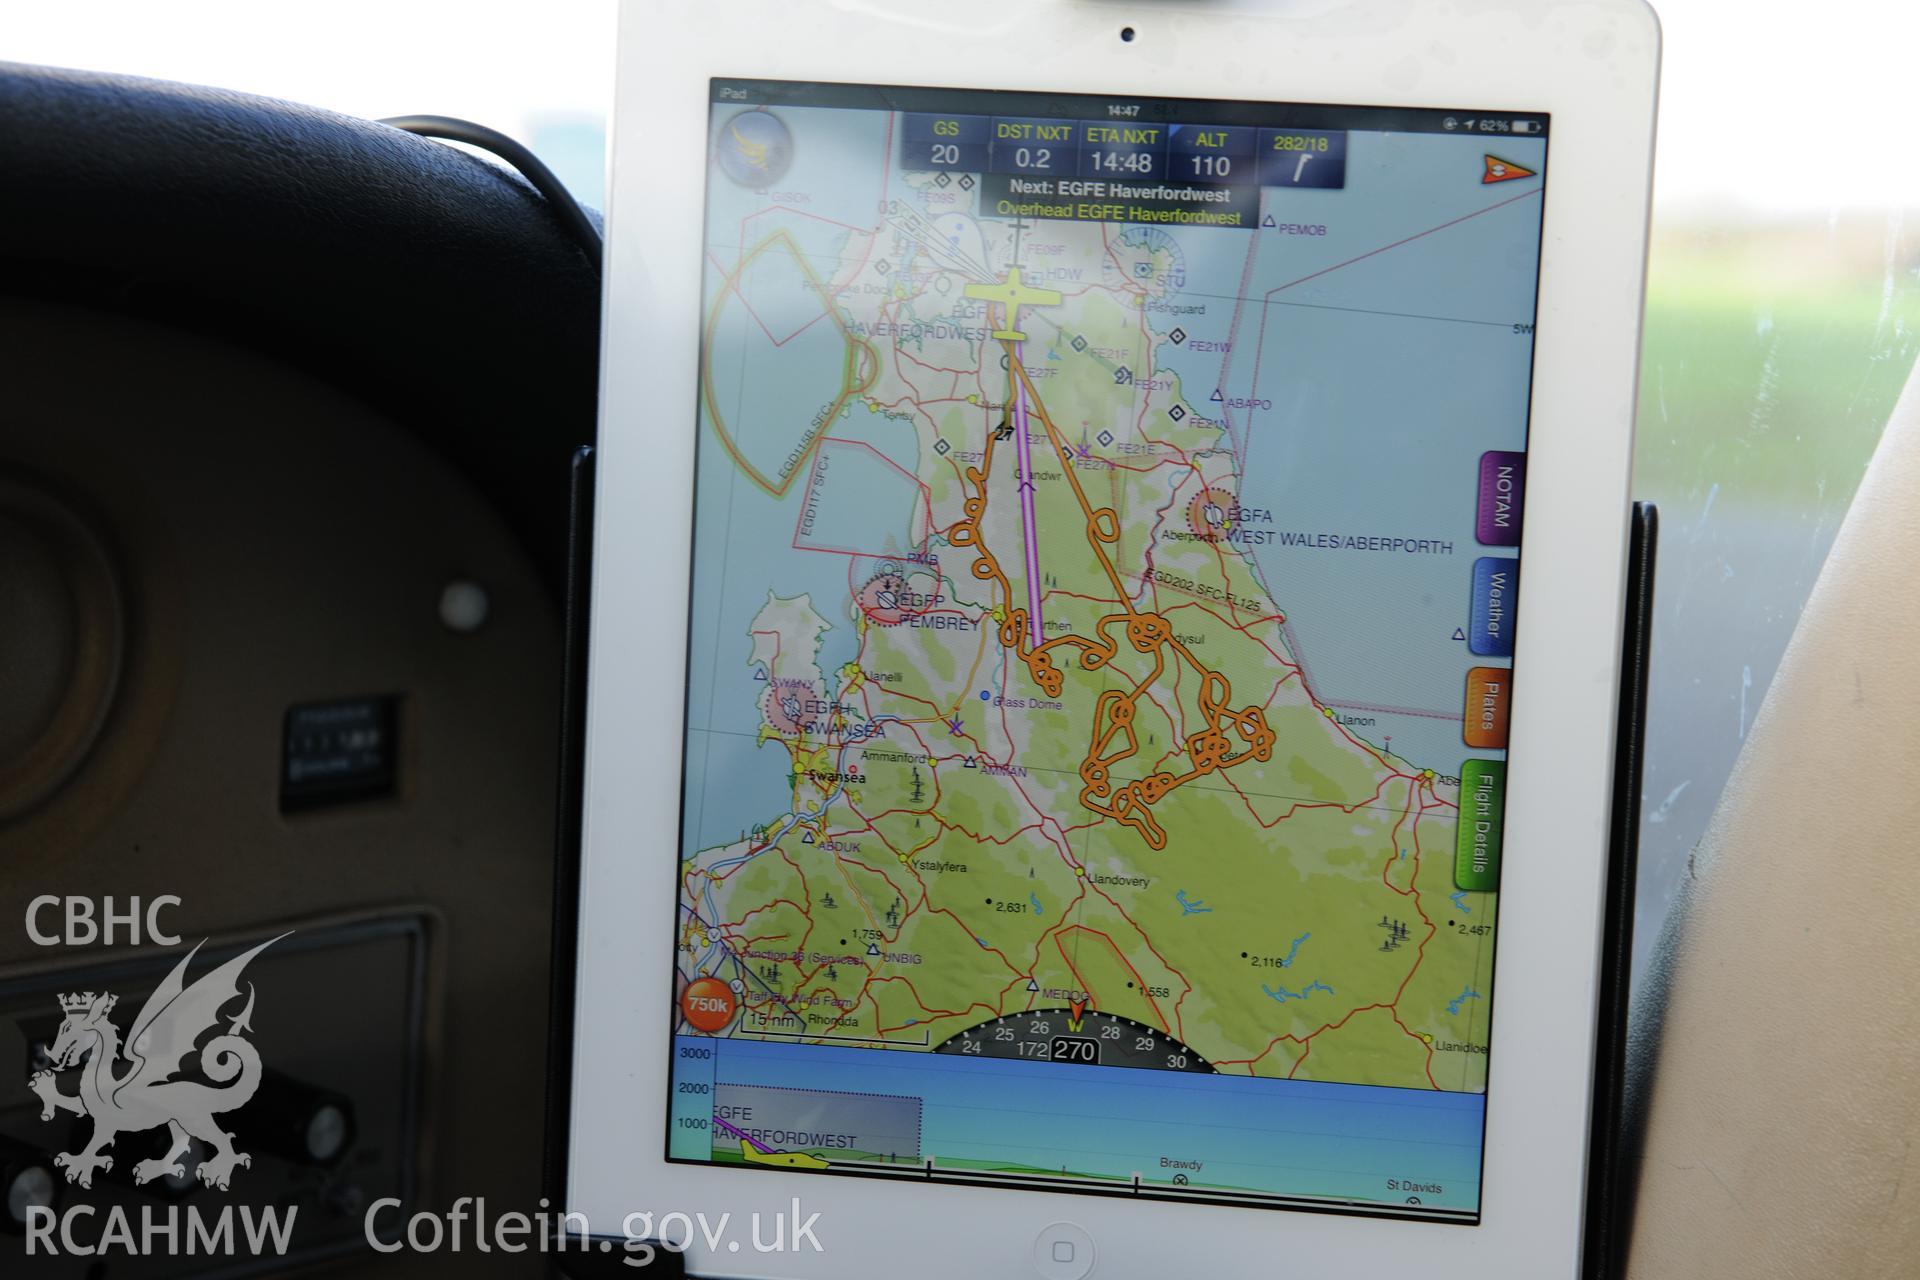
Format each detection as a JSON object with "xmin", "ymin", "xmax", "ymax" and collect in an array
[
  {"xmin": 1628, "ymin": 0, "xmax": 1920, "ymax": 985},
  {"xmin": 14, "ymin": 0, "xmax": 1915, "ymax": 999},
  {"xmin": 2, "ymin": 0, "xmax": 614, "ymax": 209}
]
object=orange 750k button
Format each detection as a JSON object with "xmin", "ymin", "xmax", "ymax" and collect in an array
[{"xmin": 680, "ymin": 977, "xmax": 738, "ymax": 1032}]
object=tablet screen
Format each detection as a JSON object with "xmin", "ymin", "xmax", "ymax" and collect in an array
[{"xmin": 668, "ymin": 79, "xmax": 1544, "ymax": 1222}]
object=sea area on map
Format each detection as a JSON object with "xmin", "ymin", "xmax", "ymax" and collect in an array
[
  {"xmin": 1184, "ymin": 302, "xmax": 1517, "ymax": 774},
  {"xmin": 683, "ymin": 386, "xmax": 924, "ymax": 852},
  {"xmin": 1120, "ymin": 134, "xmax": 1541, "ymax": 774},
  {"xmin": 684, "ymin": 106, "xmax": 912, "ymax": 853}
]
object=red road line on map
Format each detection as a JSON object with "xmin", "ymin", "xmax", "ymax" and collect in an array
[{"xmin": 1056, "ymin": 924, "xmax": 1171, "ymax": 1034}]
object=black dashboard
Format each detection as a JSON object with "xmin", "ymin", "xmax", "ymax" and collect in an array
[{"xmin": 0, "ymin": 62, "xmax": 598, "ymax": 1278}]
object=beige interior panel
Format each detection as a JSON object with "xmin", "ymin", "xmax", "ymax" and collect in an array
[{"xmin": 1626, "ymin": 367, "xmax": 1920, "ymax": 1276}]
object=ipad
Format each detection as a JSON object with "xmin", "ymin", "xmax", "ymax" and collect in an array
[{"xmin": 568, "ymin": 1, "xmax": 1659, "ymax": 1274}]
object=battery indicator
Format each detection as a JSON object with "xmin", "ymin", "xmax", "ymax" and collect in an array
[{"xmin": 1511, "ymin": 119, "xmax": 1543, "ymax": 135}]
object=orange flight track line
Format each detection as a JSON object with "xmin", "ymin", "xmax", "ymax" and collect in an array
[{"xmin": 946, "ymin": 333, "xmax": 1278, "ymax": 851}]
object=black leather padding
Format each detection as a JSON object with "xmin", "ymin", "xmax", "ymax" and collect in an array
[{"xmin": 0, "ymin": 62, "xmax": 602, "ymax": 590}]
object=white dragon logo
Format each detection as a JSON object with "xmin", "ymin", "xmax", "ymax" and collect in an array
[{"xmin": 25, "ymin": 935, "xmax": 286, "ymax": 1191}]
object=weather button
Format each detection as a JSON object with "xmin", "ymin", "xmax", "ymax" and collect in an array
[{"xmin": 1468, "ymin": 557, "xmax": 1518, "ymax": 657}]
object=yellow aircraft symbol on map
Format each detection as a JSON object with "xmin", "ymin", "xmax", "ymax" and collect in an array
[
  {"xmin": 740, "ymin": 1141, "xmax": 829, "ymax": 1170},
  {"xmin": 963, "ymin": 267, "xmax": 1063, "ymax": 342}
]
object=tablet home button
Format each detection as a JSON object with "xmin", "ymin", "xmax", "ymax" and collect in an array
[{"xmin": 1032, "ymin": 1221, "xmax": 1096, "ymax": 1279}]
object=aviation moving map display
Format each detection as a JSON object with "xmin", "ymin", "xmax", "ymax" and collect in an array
[{"xmin": 668, "ymin": 79, "xmax": 1544, "ymax": 1221}]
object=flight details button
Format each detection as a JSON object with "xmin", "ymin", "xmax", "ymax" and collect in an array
[
  {"xmin": 1468, "ymin": 556, "xmax": 1518, "ymax": 656},
  {"xmin": 1455, "ymin": 759, "xmax": 1505, "ymax": 892}
]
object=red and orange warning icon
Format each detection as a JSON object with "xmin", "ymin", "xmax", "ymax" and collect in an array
[{"xmin": 1482, "ymin": 155, "xmax": 1538, "ymax": 185}]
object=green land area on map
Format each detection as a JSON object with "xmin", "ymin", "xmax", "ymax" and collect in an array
[{"xmin": 681, "ymin": 164, "xmax": 1497, "ymax": 1095}]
